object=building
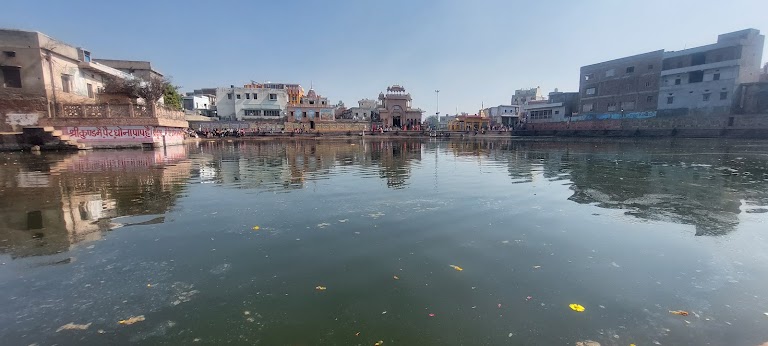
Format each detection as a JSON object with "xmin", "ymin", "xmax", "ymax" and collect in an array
[
  {"xmin": 376, "ymin": 85, "xmax": 423, "ymax": 129},
  {"xmin": 342, "ymin": 98, "xmax": 379, "ymax": 121},
  {"xmin": 286, "ymin": 88, "xmax": 335, "ymax": 128},
  {"xmin": 0, "ymin": 29, "xmax": 147, "ymax": 132},
  {"xmin": 511, "ymin": 87, "xmax": 546, "ymax": 105},
  {"xmin": 244, "ymin": 82, "xmax": 304, "ymax": 105},
  {"xmin": 448, "ymin": 113, "xmax": 490, "ymax": 131},
  {"xmin": 215, "ymin": 85, "xmax": 289, "ymax": 121},
  {"xmin": 524, "ymin": 91, "xmax": 580, "ymax": 123},
  {"xmin": 579, "ymin": 50, "xmax": 664, "ymax": 115},
  {"xmin": 92, "ymin": 59, "xmax": 163, "ymax": 81},
  {"xmin": 658, "ymin": 29, "xmax": 765, "ymax": 115},
  {"xmin": 182, "ymin": 94, "xmax": 215, "ymax": 116},
  {"xmin": 480, "ymin": 105, "xmax": 520, "ymax": 126}
]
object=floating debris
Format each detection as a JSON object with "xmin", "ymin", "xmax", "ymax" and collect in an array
[
  {"xmin": 526, "ymin": 296, "xmax": 533, "ymax": 301},
  {"xmin": 244, "ymin": 311, "xmax": 251, "ymax": 316},
  {"xmin": 317, "ymin": 223, "xmax": 331, "ymax": 229},
  {"xmin": 56, "ymin": 322, "xmax": 91, "ymax": 332},
  {"xmin": 428, "ymin": 313, "xmax": 435, "ymax": 317},
  {"xmin": 339, "ymin": 219, "xmax": 349, "ymax": 223},
  {"xmin": 569, "ymin": 304, "xmax": 586, "ymax": 312},
  {"xmin": 501, "ymin": 240, "xmax": 510, "ymax": 244},
  {"xmin": 315, "ymin": 286, "xmax": 327, "ymax": 291},
  {"xmin": 508, "ymin": 332, "xmax": 513, "ymax": 337},
  {"xmin": 533, "ymin": 266, "xmax": 541, "ymax": 269},
  {"xmin": 118, "ymin": 315, "xmax": 146, "ymax": 325},
  {"xmin": 374, "ymin": 341, "xmax": 384, "ymax": 346},
  {"xmin": 252, "ymin": 226, "xmax": 260, "ymax": 230},
  {"xmin": 393, "ymin": 275, "xmax": 399, "ymax": 280},
  {"xmin": 355, "ymin": 332, "xmax": 361, "ymax": 336},
  {"xmin": 449, "ymin": 265, "xmax": 464, "ymax": 271},
  {"xmin": 381, "ymin": 311, "xmax": 387, "ymax": 315},
  {"xmin": 575, "ymin": 341, "xmax": 600, "ymax": 346},
  {"xmin": 669, "ymin": 310, "xmax": 689, "ymax": 316}
]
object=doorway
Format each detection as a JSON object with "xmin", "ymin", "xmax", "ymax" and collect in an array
[
  {"xmin": 310, "ymin": 121, "xmax": 316, "ymax": 130},
  {"xmin": 393, "ymin": 116, "xmax": 401, "ymax": 128}
]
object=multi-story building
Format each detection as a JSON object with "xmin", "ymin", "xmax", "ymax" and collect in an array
[
  {"xmin": 376, "ymin": 85, "xmax": 423, "ymax": 129},
  {"xmin": 215, "ymin": 85, "xmax": 289, "ymax": 121},
  {"xmin": 511, "ymin": 87, "xmax": 545, "ymax": 105},
  {"xmin": 244, "ymin": 82, "xmax": 304, "ymax": 105},
  {"xmin": 182, "ymin": 94, "xmax": 215, "ymax": 116},
  {"xmin": 342, "ymin": 98, "xmax": 379, "ymax": 121},
  {"xmin": 480, "ymin": 105, "xmax": 520, "ymax": 126},
  {"xmin": 525, "ymin": 91, "xmax": 580, "ymax": 123},
  {"xmin": 658, "ymin": 29, "xmax": 764, "ymax": 115},
  {"xmin": 0, "ymin": 29, "xmax": 137, "ymax": 130},
  {"xmin": 579, "ymin": 50, "xmax": 664, "ymax": 115},
  {"xmin": 286, "ymin": 88, "xmax": 335, "ymax": 128},
  {"xmin": 92, "ymin": 59, "xmax": 163, "ymax": 81}
]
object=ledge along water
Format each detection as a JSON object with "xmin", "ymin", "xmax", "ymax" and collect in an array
[{"xmin": 1, "ymin": 138, "xmax": 768, "ymax": 345}]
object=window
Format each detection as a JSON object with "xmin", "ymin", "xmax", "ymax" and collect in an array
[
  {"xmin": 236, "ymin": 94, "xmax": 241, "ymax": 99},
  {"xmin": 648, "ymin": 64, "xmax": 654, "ymax": 70},
  {"xmin": 3, "ymin": 51, "xmax": 16, "ymax": 58},
  {"xmin": 621, "ymin": 101, "xmax": 635, "ymax": 111},
  {"xmin": 253, "ymin": 93, "xmax": 257, "ymax": 99},
  {"xmin": 87, "ymin": 83, "xmax": 94, "ymax": 98},
  {"xmin": 302, "ymin": 111, "xmax": 307, "ymax": 118},
  {"xmin": 584, "ymin": 74, "xmax": 593, "ymax": 81},
  {"xmin": 605, "ymin": 69, "xmax": 615, "ymax": 77},
  {"xmin": 586, "ymin": 87, "xmax": 596, "ymax": 95},
  {"xmin": 667, "ymin": 96, "xmax": 674, "ymax": 104},
  {"xmin": 675, "ymin": 78, "xmax": 682, "ymax": 85},
  {"xmin": 269, "ymin": 93, "xmax": 277, "ymax": 100},
  {"xmin": 1, "ymin": 66, "xmax": 22, "ymax": 88},
  {"xmin": 244, "ymin": 109, "xmax": 261, "ymax": 116},
  {"xmin": 691, "ymin": 53, "xmax": 706, "ymax": 66},
  {"xmin": 646, "ymin": 95, "xmax": 653, "ymax": 102},
  {"xmin": 227, "ymin": 93, "xmax": 232, "ymax": 100},
  {"xmin": 720, "ymin": 91, "xmax": 728, "ymax": 100},
  {"xmin": 626, "ymin": 66, "xmax": 635, "ymax": 73},
  {"xmin": 554, "ymin": 110, "xmax": 559, "ymax": 115},
  {"xmin": 264, "ymin": 110, "xmax": 281, "ymax": 117},
  {"xmin": 61, "ymin": 74, "xmax": 72, "ymax": 93},
  {"xmin": 245, "ymin": 93, "xmax": 250, "ymax": 99},
  {"xmin": 607, "ymin": 102, "xmax": 618, "ymax": 112},
  {"xmin": 688, "ymin": 70, "xmax": 704, "ymax": 83},
  {"xmin": 645, "ymin": 81, "xmax": 651, "ymax": 87},
  {"xmin": 702, "ymin": 93, "xmax": 711, "ymax": 101},
  {"xmin": 321, "ymin": 101, "xmax": 326, "ymax": 105},
  {"xmin": 309, "ymin": 100, "xmax": 315, "ymax": 105},
  {"xmin": 582, "ymin": 103, "xmax": 593, "ymax": 112},
  {"xmin": 713, "ymin": 73, "xmax": 720, "ymax": 81}
]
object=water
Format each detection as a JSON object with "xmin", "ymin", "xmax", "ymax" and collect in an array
[{"xmin": 1, "ymin": 138, "xmax": 768, "ymax": 345}]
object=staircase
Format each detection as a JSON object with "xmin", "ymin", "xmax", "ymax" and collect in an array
[{"xmin": 22, "ymin": 127, "xmax": 91, "ymax": 151}]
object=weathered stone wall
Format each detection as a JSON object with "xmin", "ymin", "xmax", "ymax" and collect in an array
[{"xmin": 0, "ymin": 91, "xmax": 49, "ymax": 132}]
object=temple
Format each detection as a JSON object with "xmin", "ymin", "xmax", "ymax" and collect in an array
[{"xmin": 375, "ymin": 85, "xmax": 423, "ymax": 130}]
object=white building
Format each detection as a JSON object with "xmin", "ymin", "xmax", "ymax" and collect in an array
[
  {"xmin": 658, "ymin": 29, "xmax": 764, "ymax": 114},
  {"xmin": 511, "ymin": 87, "xmax": 546, "ymax": 105},
  {"xmin": 182, "ymin": 94, "xmax": 214, "ymax": 113},
  {"xmin": 523, "ymin": 101, "xmax": 566, "ymax": 123},
  {"xmin": 480, "ymin": 105, "xmax": 520, "ymax": 126},
  {"xmin": 215, "ymin": 86, "xmax": 289, "ymax": 121},
  {"xmin": 346, "ymin": 99, "xmax": 379, "ymax": 120}
]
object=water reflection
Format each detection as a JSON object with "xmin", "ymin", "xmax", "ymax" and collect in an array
[
  {"xmin": 2, "ymin": 138, "xmax": 768, "ymax": 261},
  {"xmin": 0, "ymin": 146, "xmax": 191, "ymax": 258}
]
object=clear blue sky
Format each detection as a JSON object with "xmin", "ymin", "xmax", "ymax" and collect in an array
[{"xmin": 3, "ymin": 0, "xmax": 767, "ymax": 115}]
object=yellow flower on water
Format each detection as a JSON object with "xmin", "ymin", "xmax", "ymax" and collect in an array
[
  {"xmin": 569, "ymin": 303, "xmax": 586, "ymax": 312},
  {"xmin": 252, "ymin": 226, "xmax": 260, "ymax": 230},
  {"xmin": 315, "ymin": 286, "xmax": 327, "ymax": 291},
  {"xmin": 449, "ymin": 265, "xmax": 464, "ymax": 271}
]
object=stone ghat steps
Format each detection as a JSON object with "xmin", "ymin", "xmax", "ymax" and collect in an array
[{"xmin": 21, "ymin": 127, "xmax": 91, "ymax": 151}]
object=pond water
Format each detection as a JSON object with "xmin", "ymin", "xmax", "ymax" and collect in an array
[{"xmin": 1, "ymin": 138, "xmax": 768, "ymax": 345}]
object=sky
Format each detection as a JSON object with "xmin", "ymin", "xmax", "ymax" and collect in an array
[{"xmin": 2, "ymin": 0, "xmax": 767, "ymax": 115}]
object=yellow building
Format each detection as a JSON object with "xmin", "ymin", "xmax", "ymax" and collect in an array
[{"xmin": 448, "ymin": 114, "xmax": 490, "ymax": 131}]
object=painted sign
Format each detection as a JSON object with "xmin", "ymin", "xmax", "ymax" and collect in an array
[{"xmin": 66, "ymin": 126, "xmax": 153, "ymax": 142}]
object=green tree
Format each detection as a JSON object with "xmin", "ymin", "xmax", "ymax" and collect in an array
[{"xmin": 162, "ymin": 83, "xmax": 182, "ymax": 110}]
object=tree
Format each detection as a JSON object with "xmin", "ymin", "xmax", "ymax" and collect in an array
[
  {"xmin": 162, "ymin": 83, "xmax": 182, "ymax": 110},
  {"xmin": 137, "ymin": 75, "xmax": 169, "ymax": 104}
]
